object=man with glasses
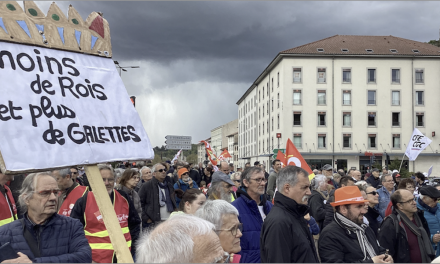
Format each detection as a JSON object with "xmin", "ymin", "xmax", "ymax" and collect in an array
[
  {"xmin": 0, "ymin": 172, "xmax": 91, "ymax": 263},
  {"xmin": 378, "ymin": 189, "xmax": 434, "ymax": 263},
  {"xmin": 416, "ymin": 186, "xmax": 440, "ymax": 258},
  {"xmin": 364, "ymin": 185, "xmax": 382, "ymax": 236},
  {"xmin": 174, "ymin": 168, "xmax": 199, "ymax": 207},
  {"xmin": 232, "ymin": 166, "xmax": 273, "ymax": 263},
  {"xmin": 376, "ymin": 174, "xmax": 395, "ymax": 218},
  {"xmin": 70, "ymin": 165, "xmax": 141, "ymax": 263},
  {"xmin": 54, "ymin": 168, "xmax": 88, "ymax": 217},
  {"xmin": 69, "ymin": 167, "xmax": 84, "ymax": 186},
  {"xmin": 138, "ymin": 163, "xmax": 177, "ymax": 230}
]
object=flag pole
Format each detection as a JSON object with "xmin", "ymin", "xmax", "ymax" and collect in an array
[{"xmin": 398, "ymin": 153, "xmax": 406, "ymax": 172}]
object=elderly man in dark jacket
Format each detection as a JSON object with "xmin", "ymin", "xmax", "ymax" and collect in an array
[
  {"xmin": 308, "ymin": 174, "xmax": 329, "ymax": 231},
  {"xmin": 138, "ymin": 163, "xmax": 177, "ymax": 229},
  {"xmin": 318, "ymin": 186, "xmax": 391, "ymax": 263},
  {"xmin": 260, "ymin": 166, "xmax": 319, "ymax": 263},
  {"xmin": 231, "ymin": 166, "xmax": 272, "ymax": 263},
  {"xmin": 378, "ymin": 189, "xmax": 434, "ymax": 263},
  {"xmin": 0, "ymin": 172, "xmax": 91, "ymax": 263}
]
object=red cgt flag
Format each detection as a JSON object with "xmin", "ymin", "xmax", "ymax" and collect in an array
[
  {"xmin": 286, "ymin": 138, "xmax": 315, "ymax": 180},
  {"xmin": 276, "ymin": 150, "xmax": 287, "ymax": 167},
  {"xmin": 201, "ymin": 140, "xmax": 218, "ymax": 166},
  {"xmin": 218, "ymin": 149, "xmax": 232, "ymax": 161}
]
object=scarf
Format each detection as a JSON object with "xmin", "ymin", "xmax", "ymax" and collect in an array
[
  {"xmin": 395, "ymin": 209, "xmax": 435, "ymax": 263},
  {"xmin": 334, "ymin": 212, "xmax": 376, "ymax": 261},
  {"xmin": 418, "ymin": 197, "xmax": 438, "ymax": 215},
  {"xmin": 158, "ymin": 180, "xmax": 174, "ymax": 212},
  {"xmin": 316, "ymin": 189, "xmax": 329, "ymax": 200}
]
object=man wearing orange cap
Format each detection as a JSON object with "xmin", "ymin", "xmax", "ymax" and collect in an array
[
  {"xmin": 174, "ymin": 168, "xmax": 199, "ymax": 207},
  {"xmin": 318, "ymin": 186, "xmax": 392, "ymax": 263}
]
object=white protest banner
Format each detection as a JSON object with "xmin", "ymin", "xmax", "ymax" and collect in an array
[
  {"xmin": 0, "ymin": 42, "xmax": 154, "ymax": 173},
  {"xmin": 404, "ymin": 128, "xmax": 432, "ymax": 161}
]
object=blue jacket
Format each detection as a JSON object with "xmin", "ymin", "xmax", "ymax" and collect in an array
[
  {"xmin": 231, "ymin": 187, "xmax": 273, "ymax": 263},
  {"xmin": 173, "ymin": 179, "xmax": 199, "ymax": 207},
  {"xmin": 307, "ymin": 216, "xmax": 320, "ymax": 235},
  {"xmin": 417, "ymin": 198, "xmax": 440, "ymax": 256},
  {"xmin": 0, "ymin": 213, "xmax": 91, "ymax": 263},
  {"xmin": 375, "ymin": 186, "xmax": 394, "ymax": 218}
]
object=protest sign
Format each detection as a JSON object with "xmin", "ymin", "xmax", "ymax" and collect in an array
[
  {"xmin": 404, "ymin": 128, "xmax": 432, "ymax": 161},
  {"xmin": 0, "ymin": 41, "xmax": 154, "ymax": 173}
]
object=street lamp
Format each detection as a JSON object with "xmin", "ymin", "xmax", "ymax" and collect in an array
[{"xmin": 114, "ymin": 61, "xmax": 140, "ymax": 76}]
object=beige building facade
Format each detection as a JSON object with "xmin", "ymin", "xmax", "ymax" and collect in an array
[{"xmin": 237, "ymin": 35, "xmax": 440, "ymax": 174}]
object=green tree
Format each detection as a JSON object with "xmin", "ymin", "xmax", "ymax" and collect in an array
[
  {"xmin": 428, "ymin": 40, "xmax": 440, "ymax": 47},
  {"xmin": 152, "ymin": 154, "xmax": 162, "ymax": 164},
  {"xmin": 186, "ymin": 153, "xmax": 198, "ymax": 164},
  {"xmin": 388, "ymin": 157, "xmax": 410, "ymax": 178}
]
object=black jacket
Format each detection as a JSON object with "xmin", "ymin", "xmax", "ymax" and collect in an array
[
  {"xmin": 364, "ymin": 206, "xmax": 381, "ymax": 237},
  {"xmin": 138, "ymin": 176, "xmax": 177, "ymax": 223},
  {"xmin": 260, "ymin": 192, "xmax": 319, "ymax": 263},
  {"xmin": 319, "ymin": 219, "xmax": 385, "ymax": 263},
  {"xmin": 366, "ymin": 176, "xmax": 381, "ymax": 189},
  {"xmin": 308, "ymin": 190, "xmax": 327, "ymax": 231},
  {"xmin": 323, "ymin": 189, "xmax": 336, "ymax": 229},
  {"xmin": 189, "ymin": 169, "xmax": 201, "ymax": 185},
  {"xmin": 377, "ymin": 210, "xmax": 433, "ymax": 263}
]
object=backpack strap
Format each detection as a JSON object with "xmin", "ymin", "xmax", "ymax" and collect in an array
[
  {"xmin": 384, "ymin": 213, "xmax": 400, "ymax": 240},
  {"xmin": 21, "ymin": 219, "xmax": 41, "ymax": 258}
]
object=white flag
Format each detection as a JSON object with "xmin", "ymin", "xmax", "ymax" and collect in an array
[
  {"xmin": 405, "ymin": 128, "xmax": 432, "ymax": 161},
  {"xmin": 171, "ymin": 149, "xmax": 183, "ymax": 163}
]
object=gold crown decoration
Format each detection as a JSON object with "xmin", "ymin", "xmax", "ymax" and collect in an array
[{"xmin": 0, "ymin": 1, "xmax": 112, "ymax": 57}]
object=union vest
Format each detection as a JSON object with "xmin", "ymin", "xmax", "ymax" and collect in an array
[
  {"xmin": 58, "ymin": 185, "xmax": 88, "ymax": 217},
  {"xmin": 0, "ymin": 185, "xmax": 17, "ymax": 226},
  {"xmin": 84, "ymin": 191, "xmax": 131, "ymax": 263}
]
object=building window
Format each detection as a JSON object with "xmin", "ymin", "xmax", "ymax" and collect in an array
[
  {"xmin": 392, "ymin": 134, "xmax": 400, "ymax": 149},
  {"xmin": 392, "ymin": 69, "xmax": 400, "ymax": 83},
  {"xmin": 271, "ymin": 78, "xmax": 273, "ymax": 92},
  {"xmin": 318, "ymin": 112, "xmax": 326, "ymax": 126},
  {"xmin": 277, "ymin": 114, "xmax": 280, "ymax": 129},
  {"xmin": 293, "ymin": 68, "xmax": 302, "ymax": 83},
  {"xmin": 293, "ymin": 134, "xmax": 302, "ymax": 148},
  {"xmin": 259, "ymin": 108, "xmax": 260, "ymax": 118},
  {"xmin": 318, "ymin": 134, "xmax": 326, "ymax": 148},
  {"xmin": 262, "ymin": 105, "xmax": 264, "ymax": 117},
  {"xmin": 318, "ymin": 68, "xmax": 326, "ymax": 83},
  {"xmin": 259, "ymin": 91, "xmax": 260, "ymax": 102},
  {"xmin": 415, "ymin": 69, "xmax": 424, "ymax": 84},
  {"xmin": 277, "ymin": 93, "xmax": 280, "ymax": 108},
  {"xmin": 368, "ymin": 90, "xmax": 376, "ymax": 105},
  {"xmin": 368, "ymin": 134, "xmax": 376, "ymax": 148},
  {"xmin": 416, "ymin": 113, "xmax": 424, "ymax": 127},
  {"xmin": 343, "ymin": 69, "xmax": 351, "ymax": 83},
  {"xmin": 277, "ymin": 72, "xmax": 279, "ymax": 87},
  {"xmin": 416, "ymin": 91, "xmax": 424, "ymax": 105},
  {"xmin": 293, "ymin": 90, "xmax": 301, "ymax": 105},
  {"xmin": 317, "ymin": 90, "xmax": 326, "ymax": 105},
  {"xmin": 392, "ymin": 91, "xmax": 400, "ymax": 105},
  {"xmin": 263, "ymin": 86, "xmax": 265, "ymax": 99},
  {"xmin": 271, "ymin": 99, "xmax": 273, "ymax": 112},
  {"xmin": 343, "ymin": 134, "xmax": 351, "ymax": 148},
  {"xmin": 343, "ymin": 112, "xmax": 351, "ymax": 126},
  {"xmin": 368, "ymin": 69, "xmax": 376, "ymax": 83},
  {"xmin": 267, "ymin": 102, "xmax": 269, "ymax": 114},
  {"xmin": 267, "ymin": 120, "xmax": 268, "ymax": 133},
  {"xmin": 392, "ymin": 112, "xmax": 400, "ymax": 126},
  {"xmin": 272, "ymin": 118, "xmax": 274, "ymax": 131},
  {"xmin": 343, "ymin": 90, "xmax": 351, "ymax": 105},
  {"xmin": 293, "ymin": 112, "xmax": 301, "ymax": 126},
  {"xmin": 368, "ymin": 112, "xmax": 376, "ymax": 126},
  {"xmin": 262, "ymin": 123, "xmax": 264, "ymax": 135},
  {"xmin": 259, "ymin": 125, "xmax": 260, "ymax": 136}
]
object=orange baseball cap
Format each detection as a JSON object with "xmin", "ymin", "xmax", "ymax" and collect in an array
[
  {"xmin": 178, "ymin": 168, "xmax": 189, "ymax": 178},
  {"xmin": 330, "ymin": 186, "xmax": 369, "ymax": 207}
]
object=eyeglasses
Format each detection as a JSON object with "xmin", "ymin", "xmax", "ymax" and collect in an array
[
  {"xmin": 250, "ymin": 178, "xmax": 267, "ymax": 183},
  {"xmin": 157, "ymin": 169, "xmax": 166, "ymax": 173},
  {"xmin": 35, "ymin": 189, "xmax": 61, "ymax": 197},
  {"xmin": 366, "ymin": 191, "xmax": 378, "ymax": 196},
  {"xmin": 213, "ymin": 252, "xmax": 230, "ymax": 263},
  {"xmin": 398, "ymin": 198, "xmax": 416, "ymax": 204},
  {"xmin": 234, "ymin": 180, "xmax": 241, "ymax": 183},
  {"xmin": 132, "ymin": 176, "xmax": 140, "ymax": 180},
  {"xmin": 71, "ymin": 171, "xmax": 78, "ymax": 175},
  {"xmin": 384, "ymin": 180, "xmax": 394, "ymax": 183},
  {"xmin": 217, "ymin": 223, "xmax": 243, "ymax": 236},
  {"xmin": 182, "ymin": 173, "xmax": 189, "ymax": 176}
]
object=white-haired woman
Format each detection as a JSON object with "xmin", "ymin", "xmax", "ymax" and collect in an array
[
  {"xmin": 195, "ymin": 199, "xmax": 243, "ymax": 262},
  {"xmin": 308, "ymin": 174, "xmax": 328, "ymax": 231}
]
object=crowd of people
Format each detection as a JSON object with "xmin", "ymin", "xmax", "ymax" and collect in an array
[{"xmin": 1, "ymin": 159, "xmax": 440, "ymax": 263}]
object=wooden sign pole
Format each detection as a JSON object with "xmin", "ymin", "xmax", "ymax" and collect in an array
[{"xmin": 85, "ymin": 165, "xmax": 134, "ymax": 263}]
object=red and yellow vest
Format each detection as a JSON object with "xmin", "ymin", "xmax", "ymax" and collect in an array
[
  {"xmin": 0, "ymin": 185, "xmax": 17, "ymax": 226},
  {"xmin": 58, "ymin": 185, "xmax": 88, "ymax": 217},
  {"xmin": 84, "ymin": 191, "xmax": 131, "ymax": 263}
]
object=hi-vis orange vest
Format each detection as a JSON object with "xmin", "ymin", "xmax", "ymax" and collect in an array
[
  {"xmin": 84, "ymin": 191, "xmax": 131, "ymax": 263},
  {"xmin": 0, "ymin": 185, "xmax": 17, "ymax": 226},
  {"xmin": 58, "ymin": 185, "xmax": 88, "ymax": 217}
]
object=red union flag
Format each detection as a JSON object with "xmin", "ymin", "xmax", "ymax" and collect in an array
[
  {"xmin": 201, "ymin": 140, "xmax": 218, "ymax": 166},
  {"xmin": 218, "ymin": 149, "xmax": 232, "ymax": 161},
  {"xmin": 286, "ymin": 138, "xmax": 315, "ymax": 180},
  {"xmin": 276, "ymin": 150, "xmax": 286, "ymax": 167}
]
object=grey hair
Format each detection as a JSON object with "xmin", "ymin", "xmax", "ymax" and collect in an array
[
  {"xmin": 19, "ymin": 172, "xmax": 54, "ymax": 213},
  {"xmin": 114, "ymin": 168, "xmax": 124, "ymax": 182},
  {"xmin": 313, "ymin": 174, "xmax": 327, "ymax": 190},
  {"xmin": 195, "ymin": 200, "xmax": 239, "ymax": 231},
  {"xmin": 355, "ymin": 180, "xmax": 368, "ymax": 189},
  {"xmin": 140, "ymin": 166, "xmax": 151, "ymax": 177},
  {"xmin": 98, "ymin": 164, "xmax": 114, "ymax": 175},
  {"xmin": 56, "ymin": 168, "xmax": 72, "ymax": 179},
  {"xmin": 276, "ymin": 166, "xmax": 309, "ymax": 194},
  {"xmin": 381, "ymin": 174, "xmax": 392, "ymax": 183},
  {"xmin": 241, "ymin": 166, "xmax": 263, "ymax": 186},
  {"xmin": 135, "ymin": 214, "xmax": 215, "ymax": 263},
  {"xmin": 230, "ymin": 172, "xmax": 241, "ymax": 181},
  {"xmin": 151, "ymin": 163, "xmax": 164, "ymax": 173}
]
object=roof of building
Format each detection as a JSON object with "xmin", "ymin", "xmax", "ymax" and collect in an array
[
  {"xmin": 280, "ymin": 35, "xmax": 440, "ymax": 56},
  {"xmin": 226, "ymin": 132, "xmax": 238, "ymax": 137}
]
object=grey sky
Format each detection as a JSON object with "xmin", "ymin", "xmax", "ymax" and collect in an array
[{"xmin": 24, "ymin": 1, "xmax": 440, "ymax": 147}]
